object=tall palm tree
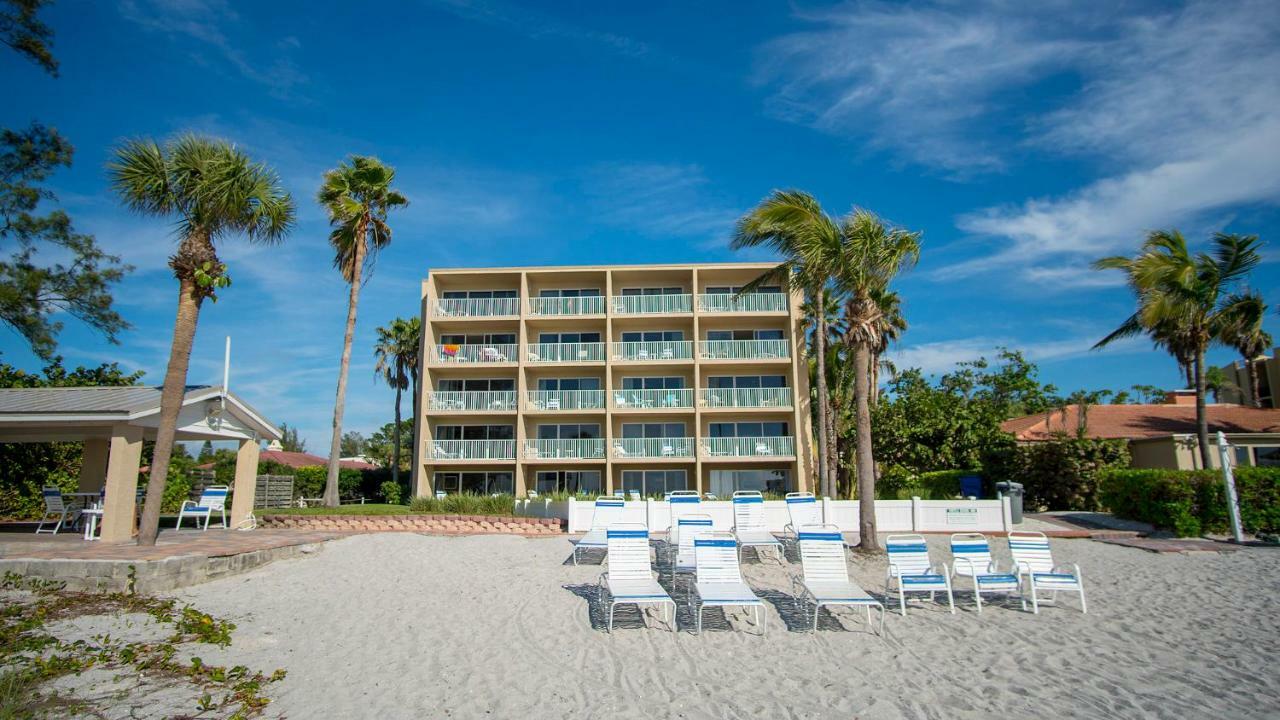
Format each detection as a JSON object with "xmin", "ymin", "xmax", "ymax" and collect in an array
[
  {"xmin": 733, "ymin": 191, "xmax": 845, "ymax": 499},
  {"xmin": 1094, "ymin": 231, "xmax": 1262, "ymax": 466},
  {"xmin": 373, "ymin": 316, "xmax": 422, "ymax": 488},
  {"xmin": 318, "ymin": 157, "xmax": 408, "ymax": 506},
  {"xmin": 836, "ymin": 210, "xmax": 920, "ymax": 552},
  {"xmin": 109, "ymin": 135, "xmax": 294, "ymax": 545},
  {"xmin": 868, "ymin": 288, "xmax": 906, "ymax": 406},
  {"xmin": 803, "ymin": 290, "xmax": 843, "ymax": 494},
  {"xmin": 1217, "ymin": 291, "xmax": 1271, "ymax": 407}
]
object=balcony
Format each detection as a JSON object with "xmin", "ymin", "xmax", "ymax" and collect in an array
[
  {"xmin": 526, "ymin": 342, "xmax": 606, "ymax": 363},
  {"xmin": 699, "ymin": 339, "xmax": 790, "ymax": 360},
  {"xmin": 701, "ymin": 436, "xmax": 795, "ymax": 458},
  {"xmin": 697, "ymin": 293, "xmax": 788, "ymax": 313},
  {"xmin": 611, "ymin": 294, "xmax": 692, "ymax": 315},
  {"xmin": 427, "ymin": 391, "xmax": 517, "ymax": 411},
  {"xmin": 611, "ymin": 341, "xmax": 693, "ymax": 362},
  {"xmin": 611, "ymin": 437, "xmax": 695, "ymax": 459},
  {"xmin": 428, "ymin": 439, "xmax": 516, "ymax": 461},
  {"xmin": 432, "ymin": 344, "xmax": 517, "ymax": 364},
  {"xmin": 528, "ymin": 296, "xmax": 605, "ymax": 316},
  {"xmin": 433, "ymin": 297, "xmax": 519, "ymax": 317},
  {"xmin": 612, "ymin": 388, "xmax": 694, "ymax": 409},
  {"xmin": 526, "ymin": 390, "xmax": 606, "ymax": 410},
  {"xmin": 524, "ymin": 438, "xmax": 605, "ymax": 460},
  {"xmin": 700, "ymin": 387, "xmax": 793, "ymax": 409}
]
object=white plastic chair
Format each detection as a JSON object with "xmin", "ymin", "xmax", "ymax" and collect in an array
[
  {"xmin": 754, "ymin": 441, "xmax": 772, "ymax": 456},
  {"xmin": 731, "ymin": 491, "xmax": 783, "ymax": 563},
  {"xmin": 885, "ymin": 534, "xmax": 955, "ymax": 616},
  {"xmin": 35, "ymin": 487, "xmax": 73, "ymax": 534},
  {"xmin": 950, "ymin": 533, "xmax": 1024, "ymax": 613},
  {"xmin": 613, "ymin": 441, "xmax": 630, "ymax": 458},
  {"xmin": 597, "ymin": 524, "xmax": 676, "ymax": 632},
  {"xmin": 782, "ymin": 492, "xmax": 822, "ymax": 543},
  {"xmin": 573, "ymin": 495, "xmax": 626, "ymax": 565},
  {"xmin": 177, "ymin": 486, "xmax": 229, "ymax": 531},
  {"xmin": 1008, "ymin": 531, "xmax": 1087, "ymax": 614},
  {"xmin": 691, "ymin": 532, "xmax": 765, "ymax": 634},
  {"xmin": 667, "ymin": 513, "xmax": 714, "ymax": 587},
  {"xmin": 793, "ymin": 524, "xmax": 885, "ymax": 633}
]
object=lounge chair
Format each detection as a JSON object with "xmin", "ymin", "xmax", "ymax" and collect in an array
[
  {"xmin": 597, "ymin": 524, "xmax": 676, "ymax": 632},
  {"xmin": 792, "ymin": 524, "xmax": 885, "ymax": 633},
  {"xmin": 35, "ymin": 487, "xmax": 74, "ymax": 534},
  {"xmin": 628, "ymin": 490, "xmax": 641, "ymax": 501},
  {"xmin": 950, "ymin": 533, "xmax": 1024, "ymax": 613},
  {"xmin": 573, "ymin": 495, "xmax": 626, "ymax": 565},
  {"xmin": 177, "ymin": 486, "xmax": 229, "ymax": 531},
  {"xmin": 613, "ymin": 441, "xmax": 630, "ymax": 458},
  {"xmin": 731, "ymin": 491, "xmax": 783, "ymax": 563},
  {"xmin": 885, "ymin": 534, "xmax": 955, "ymax": 616},
  {"xmin": 1008, "ymin": 531, "xmax": 1087, "ymax": 614},
  {"xmin": 754, "ymin": 441, "xmax": 772, "ymax": 456},
  {"xmin": 690, "ymin": 532, "xmax": 765, "ymax": 634},
  {"xmin": 782, "ymin": 492, "xmax": 822, "ymax": 543},
  {"xmin": 667, "ymin": 513, "xmax": 714, "ymax": 587},
  {"xmin": 667, "ymin": 490, "xmax": 701, "ymax": 534}
]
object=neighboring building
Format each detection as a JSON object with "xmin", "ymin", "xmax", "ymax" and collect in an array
[
  {"xmin": 412, "ymin": 263, "xmax": 814, "ymax": 497},
  {"xmin": 1002, "ymin": 391, "xmax": 1280, "ymax": 470},
  {"xmin": 204, "ymin": 449, "xmax": 378, "ymax": 471},
  {"xmin": 1219, "ymin": 347, "xmax": 1279, "ymax": 408}
]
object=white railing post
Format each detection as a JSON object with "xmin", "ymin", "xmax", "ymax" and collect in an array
[
  {"xmin": 646, "ymin": 498, "xmax": 655, "ymax": 530},
  {"xmin": 911, "ymin": 496, "xmax": 922, "ymax": 532},
  {"xmin": 821, "ymin": 496, "xmax": 833, "ymax": 525},
  {"xmin": 567, "ymin": 496, "xmax": 577, "ymax": 533},
  {"xmin": 1000, "ymin": 495, "xmax": 1012, "ymax": 534}
]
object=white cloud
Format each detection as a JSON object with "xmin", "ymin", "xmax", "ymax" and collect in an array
[
  {"xmin": 423, "ymin": 0, "xmax": 656, "ymax": 60},
  {"xmin": 582, "ymin": 162, "xmax": 740, "ymax": 246},
  {"xmin": 891, "ymin": 333, "xmax": 1145, "ymax": 375}
]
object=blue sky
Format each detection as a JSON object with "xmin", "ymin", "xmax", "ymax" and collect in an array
[{"xmin": 3, "ymin": 0, "xmax": 1278, "ymax": 451}]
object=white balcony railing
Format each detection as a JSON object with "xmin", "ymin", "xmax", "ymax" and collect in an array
[
  {"xmin": 526, "ymin": 390, "xmax": 606, "ymax": 410},
  {"xmin": 612, "ymin": 437, "xmax": 696, "ymax": 458},
  {"xmin": 699, "ymin": 339, "xmax": 790, "ymax": 360},
  {"xmin": 611, "ymin": 294, "xmax": 693, "ymax": 314},
  {"xmin": 526, "ymin": 342, "xmax": 606, "ymax": 362},
  {"xmin": 428, "ymin": 439, "xmax": 516, "ymax": 460},
  {"xmin": 432, "ymin": 344, "xmax": 517, "ymax": 363},
  {"xmin": 612, "ymin": 388, "xmax": 694, "ymax": 409},
  {"xmin": 433, "ymin": 297, "xmax": 519, "ymax": 317},
  {"xmin": 611, "ymin": 341, "xmax": 693, "ymax": 361},
  {"xmin": 701, "ymin": 436, "xmax": 795, "ymax": 457},
  {"xmin": 700, "ymin": 387, "xmax": 793, "ymax": 408},
  {"xmin": 697, "ymin": 293, "xmax": 789, "ymax": 313},
  {"xmin": 525, "ymin": 438, "xmax": 606, "ymax": 459},
  {"xmin": 528, "ymin": 296, "xmax": 605, "ymax": 316},
  {"xmin": 427, "ymin": 391, "xmax": 517, "ymax": 411}
]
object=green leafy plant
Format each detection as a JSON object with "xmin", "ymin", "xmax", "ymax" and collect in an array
[
  {"xmin": 379, "ymin": 480, "xmax": 402, "ymax": 506},
  {"xmin": 1099, "ymin": 467, "xmax": 1280, "ymax": 536},
  {"xmin": 983, "ymin": 436, "xmax": 1130, "ymax": 511}
]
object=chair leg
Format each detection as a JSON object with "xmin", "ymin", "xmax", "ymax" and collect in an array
[
  {"xmin": 974, "ymin": 586, "xmax": 983, "ymax": 614},
  {"xmin": 1028, "ymin": 578, "xmax": 1039, "ymax": 614},
  {"xmin": 608, "ymin": 602, "xmax": 615, "ymax": 633},
  {"xmin": 946, "ymin": 584, "xmax": 956, "ymax": 614},
  {"xmin": 898, "ymin": 585, "xmax": 907, "ymax": 617},
  {"xmin": 1078, "ymin": 583, "xmax": 1088, "ymax": 614},
  {"xmin": 812, "ymin": 602, "xmax": 820, "ymax": 632}
]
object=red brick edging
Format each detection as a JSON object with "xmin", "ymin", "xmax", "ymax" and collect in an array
[{"xmin": 257, "ymin": 513, "xmax": 565, "ymax": 536}]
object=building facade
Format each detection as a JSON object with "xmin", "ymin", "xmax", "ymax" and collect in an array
[
  {"xmin": 1219, "ymin": 347, "xmax": 1279, "ymax": 409},
  {"xmin": 411, "ymin": 263, "xmax": 814, "ymax": 498}
]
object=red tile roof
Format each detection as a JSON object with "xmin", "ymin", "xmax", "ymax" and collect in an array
[
  {"xmin": 1001, "ymin": 403, "xmax": 1280, "ymax": 441},
  {"xmin": 196, "ymin": 450, "xmax": 378, "ymax": 471}
]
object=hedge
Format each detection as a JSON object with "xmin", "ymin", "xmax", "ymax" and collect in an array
[
  {"xmin": 983, "ymin": 437, "xmax": 1130, "ymax": 512},
  {"xmin": 1099, "ymin": 467, "xmax": 1280, "ymax": 537},
  {"xmin": 877, "ymin": 468, "xmax": 979, "ymax": 500}
]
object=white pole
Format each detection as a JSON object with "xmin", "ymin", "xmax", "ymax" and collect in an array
[{"xmin": 1216, "ymin": 431, "xmax": 1245, "ymax": 543}]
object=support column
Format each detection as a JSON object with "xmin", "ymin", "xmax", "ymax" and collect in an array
[
  {"xmin": 100, "ymin": 425, "xmax": 143, "ymax": 543},
  {"xmin": 229, "ymin": 437, "xmax": 260, "ymax": 528},
  {"xmin": 78, "ymin": 438, "xmax": 110, "ymax": 493}
]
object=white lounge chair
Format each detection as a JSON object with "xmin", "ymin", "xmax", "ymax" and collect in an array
[
  {"xmin": 573, "ymin": 495, "xmax": 626, "ymax": 565},
  {"xmin": 690, "ymin": 532, "xmax": 765, "ymax": 634},
  {"xmin": 628, "ymin": 490, "xmax": 642, "ymax": 501},
  {"xmin": 1008, "ymin": 531, "xmax": 1087, "ymax": 614},
  {"xmin": 792, "ymin": 525, "xmax": 884, "ymax": 633},
  {"xmin": 754, "ymin": 441, "xmax": 772, "ymax": 456},
  {"xmin": 886, "ymin": 534, "xmax": 955, "ymax": 616},
  {"xmin": 597, "ymin": 524, "xmax": 676, "ymax": 632},
  {"xmin": 613, "ymin": 441, "xmax": 630, "ymax": 458},
  {"xmin": 177, "ymin": 486, "xmax": 229, "ymax": 531},
  {"xmin": 731, "ymin": 491, "xmax": 783, "ymax": 563},
  {"xmin": 667, "ymin": 490, "xmax": 701, "ymax": 536},
  {"xmin": 667, "ymin": 513, "xmax": 714, "ymax": 588},
  {"xmin": 782, "ymin": 492, "xmax": 822, "ymax": 543},
  {"xmin": 950, "ymin": 533, "xmax": 1024, "ymax": 613},
  {"xmin": 35, "ymin": 487, "xmax": 74, "ymax": 534}
]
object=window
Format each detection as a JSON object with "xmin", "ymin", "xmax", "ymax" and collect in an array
[
  {"xmin": 435, "ymin": 472, "xmax": 512, "ymax": 495},
  {"xmin": 621, "ymin": 422, "xmax": 686, "ymax": 439},
  {"xmin": 621, "ymin": 287, "xmax": 684, "ymax": 296},
  {"xmin": 534, "ymin": 470, "xmax": 601, "ymax": 494},
  {"xmin": 437, "ymin": 378, "xmax": 514, "ymax": 392},
  {"xmin": 1256, "ymin": 446, "xmax": 1280, "ymax": 468},
  {"xmin": 621, "ymin": 376, "xmax": 684, "ymax": 390},
  {"xmin": 707, "ymin": 375, "xmax": 787, "ymax": 389},
  {"xmin": 705, "ymin": 285, "xmax": 781, "ymax": 294},
  {"xmin": 620, "ymin": 330, "xmax": 684, "ymax": 342},
  {"xmin": 538, "ymin": 288, "xmax": 601, "ymax": 297},
  {"xmin": 536, "ymin": 424, "xmax": 601, "ymax": 440},
  {"xmin": 536, "ymin": 377, "xmax": 600, "ymax": 391},
  {"xmin": 438, "ymin": 333, "xmax": 516, "ymax": 345},
  {"xmin": 709, "ymin": 469, "xmax": 789, "ymax": 496},
  {"xmin": 706, "ymin": 329, "xmax": 784, "ymax": 341},
  {"xmin": 621, "ymin": 469, "xmax": 688, "ymax": 496},
  {"xmin": 708, "ymin": 422, "xmax": 788, "ymax": 438},
  {"xmin": 434, "ymin": 425, "xmax": 514, "ymax": 440},
  {"xmin": 441, "ymin": 289, "xmax": 517, "ymax": 299},
  {"xmin": 537, "ymin": 332, "xmax": 601, "ymax": 344}
]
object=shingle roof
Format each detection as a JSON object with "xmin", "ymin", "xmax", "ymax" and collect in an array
[
  {"xmin": 0, "ymin": 385, "xmax": 211, "ymax": 415},
  {"xmin": 1001, "ymin": 403, "xmax": 1280, "ymax": 441}
]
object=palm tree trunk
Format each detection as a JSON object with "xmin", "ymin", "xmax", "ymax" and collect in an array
[
  {"xmin": 813, "ymin": 288, "xmax": 830, "ymax": 497},
  {"xmin": 1246, "ymin": 355, "xmax": 1262, "ymax": 408},
  {"xmin": 1183, "ymin": 361, "xmax": 1194, "ymax": 390},
  {"xmin": 1193, "ymin": 351, "xmax": 1211, "ymax": 468},
  {"xmin": 391, "ymin": 383, "xmax": 402, "ymax": 486},
  {"xmin": 823, "ymin": 396, "xmax": 837, "ymax": 497},
  {"xmin": 852, "ymin": 342, "xmax": 879, "ymax": 552},
  {"xmin": 138, "ymin": 277, "xmax": 204, "ymax": 546},
  {"xmin": 324, "ymin": 238, "xmax": 366, "ymax": 506},
  {"xmin": 870, "ymin": 353, "xmax": 880, "ymax": 406}
]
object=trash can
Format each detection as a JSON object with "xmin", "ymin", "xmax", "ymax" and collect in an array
[
  {"xmin": 996, "ymin": 481, "xmax": 1024, "ymax": 524},
  {"xmin": 959, "ymin": 475, "xmax": 983, "ymax": 499}
]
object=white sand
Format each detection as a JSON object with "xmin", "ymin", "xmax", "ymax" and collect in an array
[{"xmin": 145, "ymin": 532, "xmax": 1280, "ymax": 719}]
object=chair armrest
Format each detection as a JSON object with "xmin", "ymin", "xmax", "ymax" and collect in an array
[
  {"xmin": 953, "ymin": 557, "xmax": 978, "ymax": 575},
  {"xmin": 178, "ymin": 500, "xmax": 198, "ymax": 511}
]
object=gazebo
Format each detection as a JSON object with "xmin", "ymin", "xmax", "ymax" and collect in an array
[{"xmin": 0, "ymin": 385, "xmax": 281, "ymax": 542}]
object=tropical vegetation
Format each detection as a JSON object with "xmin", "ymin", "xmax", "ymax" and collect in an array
[{"xmin": 373, "ymin": 315, "xmax": 422, "ymax": 488}]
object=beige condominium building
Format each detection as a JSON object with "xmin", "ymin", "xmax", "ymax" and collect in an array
[{"xmin": 411, "ymin": 263, "xmax": 814, "ymax": 498}]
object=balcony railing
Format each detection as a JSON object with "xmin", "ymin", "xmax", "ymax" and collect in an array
[
  {"xmin": 525, "ymin": 438, "xmax": 605, "ymax": 459},
  {"xmin": 433, "ymin": 297, "xmax": 519, "ymax": 317},
  {"xmin": 432, "ymin": 344, "xmax": 517, "ymax": 363},
  {"xmin": 612, "ymin": 437, "xmax": 695, "ymax": 458},
  {"xmin": 697, "ymin": 293, "xmax": 788, "ymax": 313},
  {"xmin": 611, "ymin": 341, "xmax": 693, "ymax": 361},
  {"xmin": 428, "ymin": 439, "xmax": 516, "ymax": 460},
  {"xmin": 700, "ymin": 387, "xmax": 793, "ymax": 408},
  {"xmin": 702, "ymin": 436, "xmax": 795, "ymax": 457},
  {"xmin": 427, "ymin": 390, "xmax": 517, "ymax": 411},
  {"xmin": 526, "ymin": 390, "xmax": 606, "ymax": 410},
  {"xmin": 611, "ymin": 294, "xmax": 692, "ymax": 314},
  {"xmin": 699, "ymin": 339, "xmax": 790, "ymax": 360},
  {"xmin": 528, "ymin": 296, "xmax": 605, "ymax": 316},
  {"xmin": 612, "ymin": 388, "xmax": 694, "ymax": 409},
  {"xmin": 526, "ymin": 342, "xmax": 606, "ymax": 362}
]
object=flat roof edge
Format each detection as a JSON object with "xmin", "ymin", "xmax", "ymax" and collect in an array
[{"xmin": 425, "ymin": 261, "xmax": 782, "ymax": 275}]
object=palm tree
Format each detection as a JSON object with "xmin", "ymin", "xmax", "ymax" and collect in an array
[
  {"xmin": 836, "ymin": 209, "xmax": 921, "ymax": 552},
  {"xmin": 803, "ymin": 290, "xmax": 844, "ymax": 495},
  {"xmin": 108, "ymin": 135, "xmax": 294, "ymax": 545},
  {"xmin": 1217, "ymin": 291, "xmax": 1271, "ymax": 407},
  {"xmin": 1203, "ymin": 366, "xmax": 1238, "ymax": 404},
  {"xmin": 373, "ymin": 316, "xmax": 422, "ymax": 489},
  {"xmin": 1094, "ymin": 231, "xmax": 1262, "ymax": 466},
  {"xmin": 732, "ymin": 191, "xmax": 845, "ymax": 499},
  {"xmin": 318, "ymin": 157, "xmax": 408, "ymax": 506},
  {"xmin": 868, "ymin": 288, "xmax": 906, "ymax": 406}
]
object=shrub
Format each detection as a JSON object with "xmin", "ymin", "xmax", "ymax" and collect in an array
[
  {"xmin": 408, "ymin": 494, "xmax": 515, "ymax": 515},
  {"xmin": 289, "ymin": 466, "xmax": 362, "ymax": 500},
  {"xmin": 983, "ymin": 437, "xmax": 1129, "ymax": 511},
  {"xmin": 1098, "ymin": 467, "xmax": 1280, "ymax": 536},
  {"xmin": 876, "ymin": 468, "xmax": 977, "ymax": 500},
  {"xmin": 380, "ymin": 480, "xmax": 402, "ymax": 505}
]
